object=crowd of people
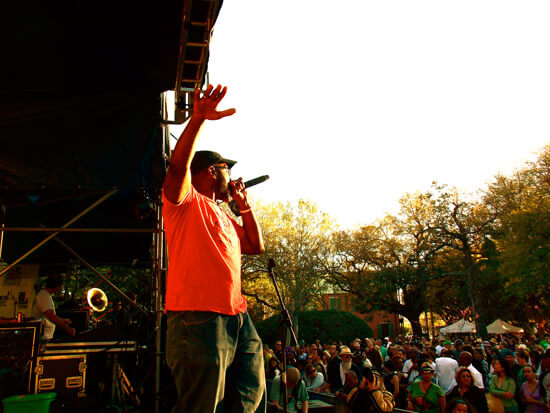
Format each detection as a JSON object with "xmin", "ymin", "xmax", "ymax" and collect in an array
[{"xmin": 262, "ymin": 334, "xmax": 550, "ymax": 413}]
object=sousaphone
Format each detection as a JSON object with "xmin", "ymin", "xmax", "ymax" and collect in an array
[{"xmin": 87, "ymin": 288, "xmax": 108, "ymax": 312}]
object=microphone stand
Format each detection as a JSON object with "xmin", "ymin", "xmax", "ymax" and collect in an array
[{"xmin": 266, "ymin": 258, "xmax": 298, "ymax": 413}]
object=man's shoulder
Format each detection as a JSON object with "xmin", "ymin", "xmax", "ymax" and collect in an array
[
  {"xmin": 35, "ymin": 289, "xmax": 51, "ymax": 301},
  {"xmin": 436, "ymin": 357, "xmax": 458, "ymax": 365},
  {"xmin": 468, "ymin": 364, "xmax": 482, "ymax": 374}
]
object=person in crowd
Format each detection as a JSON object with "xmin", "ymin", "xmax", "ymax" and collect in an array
[
  {"xmin": 458, "ymin": 351, "xmax": 485, "ymax": 389},
  {"xmin": 539, "ymin": 351, "xmax": 550, "ymax": 409},
  {"xmin": 32, "ymin": 273, "xmax": 76, "ymax": 341},
  {"xmin": 521, "ymin": 365, "xmax": 545, "ymax": 413},
  {"xmin": 502, "ymin": 349, "xmax": 522, "ymax": 380},
  {"xmin": 106, "ymin": 299, "xmax": 131, "ymax": 326},
  {"xmin": 473, "ymin": 347, "xmax": 490, "ymax": 387},
  {"xmin": 287, "ymin": 350, "xmax": 298, "ymax": 368},
  {"xmin": 529, "ymin": 351, "xmax": 542, "ymax": 375},
  {"xmin": 335, "ymin": 371, "xmax": 360, "ymax": 401},
  {"xmin": 447, "ymin": 367, "xmax": 489, "ymax": 413},
  {"xmin": 405, "ymin": 350, "xmax": 422, "ymax": 384},
  {"xmin": 378, "ymin": 339, "xmax": 388, "ymax": 360},
  {"xmin": 351, "ymin": 339, "xmax": 365, "ymax": 367},
  {"xmin": 366, "ymin": 338, "xmax": 384, "ymax": 372},
  {"xmin": 263, "ymin": 345, "xmax": 273, "ymax": 370},
  {"xmin": 383, "ymin": 359, "xmax": 401, "ymax": 400},
  {"xmin": 436, "ymin": 349, "xmax": 460, "ymax": 395},
  {"xmin": 297, "ymin": 345, "xmax": 307, "ymax": 361},
  {"xmin": 304, "ymin": 363, "xmax": 324, "ymax": 390},
  {"xmin": 445, "ymin": 398, "xmax": 476, "ymax": 413},
  {"xmin": 269, "ymin": 367, "xmax": 308, "ymax": 413},
  {"xmin": 274, "ymin": 340, "xmax": 284, "ymax": 362},
  {"xmin": 516, "ymin": 349, "xmax": 532, "ymax": 388},
  {"xmin": 315, "ymin": 340, "xmax": 323, "ymax": 352},
  {"xmin": 327, "ymin": 344, "xmax": 339, "ymax": 363},
  {"xmin": 348, "ymin": 367, "xmax": 395, "ymax": 413},
  {"xmin": 454, "ymin": 341, "xmax": 465, "ymax": 360},
  {"xmin": 312, "ymin": 348, "xmax": 327, "ymax": 380},
  {"xmin": 320, "ymin": 346, "xmax": 362, "ymax": 393},
  {"xmin": 436, "ymin": 339, "xmax": 446, "ymax": 356},
  {"xmin": 490, "ymin": 357, "xmax": 519, "ymax": 413},
  {"xmin": 515, "ymin": 349, "xmax": 533, "ymax": 412},
  {"xmin": 266, "ymin": 357, "xmax": 281, "ymax": 380},
  {"xmin": 408, "ymin": 362, "xmax": 446, "ymax": 413},
  {"xmin": 391, "ymin": 353, "xmax": 410, "ymax": 409},
  {"xmin": 465, "ymin": 345, "xmax": 486, "ymax": 385}
]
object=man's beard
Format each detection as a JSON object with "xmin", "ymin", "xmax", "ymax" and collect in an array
[
  {"xmin": 214, "ymin": 172, "xmax": 230, "ymax": 202},
  {"xmin": 342, "ymin": 360, "xmax": 352, "ymax": 372}
]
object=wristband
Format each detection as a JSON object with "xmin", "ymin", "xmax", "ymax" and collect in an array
[{"xmin": 239, "ymin": 207, "xmax": 252, "ymax": 214}]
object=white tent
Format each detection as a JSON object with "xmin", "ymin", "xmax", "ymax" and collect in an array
[
  {"xmin": 486, "ymin": 319, "xmax": 524, "ymax": 334},
  {"xmin": 440, "ymin": 319, "xmax": 476, "ymax": 334}
]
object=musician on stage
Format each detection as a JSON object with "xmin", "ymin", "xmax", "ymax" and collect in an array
[
  {"xmin": 32, "ymin": 273, "xmax": 76, "ymax": 341},
  {"xmin": 162, "ymin": 85, "xmax": 266, "ymax": 412}
]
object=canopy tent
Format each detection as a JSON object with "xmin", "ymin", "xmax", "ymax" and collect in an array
[
  {"xmin": 486, "ymin": 319, "xmax": 524, "ymax": 335},
  {"xmin": 440, "ymin": 319, "xmax": 476, "ymax": 334}
]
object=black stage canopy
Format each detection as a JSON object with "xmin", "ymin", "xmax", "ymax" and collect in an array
[{"xmin": 0, "ymin": 1, "xmax": 214, "ymax": 264}]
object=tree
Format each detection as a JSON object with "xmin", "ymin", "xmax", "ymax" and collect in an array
[
  {"xmin": 483, "ymin": 145, "xmax": 550, "ymax": 332},
  {"xmin": 241, "ymin": 200, "xmax": 336, "ymax": 334},
  {"xmin": 427, "ymin": 184, "xmax": 496, "ymax": 337},
  {"xmin": 256, "ymin": 310, "xmax": 373, "ymax": 346},
  {"xmin": 327, "ymin": 192, "xmax": 449, "ymax": 337}
]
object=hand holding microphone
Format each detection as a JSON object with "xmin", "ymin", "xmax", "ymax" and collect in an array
[{"xmin": 228, "ymin": 175, "xmax": 270, "ymax": 216}]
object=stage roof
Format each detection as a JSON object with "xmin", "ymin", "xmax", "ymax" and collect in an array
[{"xmin": 0, "ymin": 1, "xmax": 222, "ymax": 264}]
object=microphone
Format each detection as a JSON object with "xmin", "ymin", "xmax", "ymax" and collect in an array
[
  {"xmin": 228, "ymin": 175, "xmax": 270, "ymax": 217},
  {"xmin": 244, "ymin": 175, "xmax": 269, "ymax": 188}
]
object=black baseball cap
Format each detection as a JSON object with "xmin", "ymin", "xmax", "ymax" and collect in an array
[{"xmin": 190, "ymin": 150, "xmax": 237, "ymax": 174}]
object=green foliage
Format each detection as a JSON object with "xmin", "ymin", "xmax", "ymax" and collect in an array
[
  {"xmin": 256, "ymin": 310, "xmax": 373, "ymax": 346},
  {"xmin": 483, "ymin": 145, "xmax": 550, "ymax": 326},
  {"xmin": 63, "ymin": 262, "xmax": 152, "ymax": 311},
  {"xmin": 245, "ymin": 144, "xmax": 550, "ymax": 335},
  {"xmin": 242, "ymin": 199, "xmax": 336, "ymax": 318}
]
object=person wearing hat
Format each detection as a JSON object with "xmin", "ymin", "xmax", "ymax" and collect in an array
[
  {"xmin": 408, "ymin": 362, "xmax": 446, "ymax": 413},
  {"xmin": 319, "ymin": 346, "xmax": 363, "ymax": 393},
  {"xmin": 163, "ymin": 85, "xmax": 266, "ymax": 412}
]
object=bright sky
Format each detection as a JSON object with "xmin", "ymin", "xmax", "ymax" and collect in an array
[{"xmin": 170, "ymin": 1, "xmax": 550, "ymax": 229}]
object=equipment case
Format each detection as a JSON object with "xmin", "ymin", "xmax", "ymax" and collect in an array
[{"xmin": 34, "ymin": 354, "xmax": 87, "ymax": 398}]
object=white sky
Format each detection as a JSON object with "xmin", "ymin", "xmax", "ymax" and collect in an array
[{"xmin": 170, "ymin": 0, "xmax": 550, "ymax": 229}]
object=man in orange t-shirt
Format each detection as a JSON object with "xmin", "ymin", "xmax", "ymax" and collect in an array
[{"xmin": 163, "ymin": 84, "xmax": 266, "ymax": 412}]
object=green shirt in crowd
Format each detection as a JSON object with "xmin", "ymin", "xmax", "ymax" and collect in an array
[
  {"xmin": 489, "ymin": 375, "xmax": 518, "ymax": 413},
  {"xmin": 408, "ymin": 381, "xmax": 445, "ymax": 413},
  {"xmin": 269, "ymin": 375, "xmax": 309, "ymax": 413}
]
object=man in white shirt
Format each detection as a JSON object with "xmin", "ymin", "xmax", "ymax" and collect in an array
[
  {"xmin": 435, "ymin": 349, "xmax": 459, "ymax": 394},
  {"xmin": 458, "ymin": 351, "xmax": 484, "ymax": 389},
  {"xmin": 32, "ymin": 274, "xmax": 75, "ymax": 341}
]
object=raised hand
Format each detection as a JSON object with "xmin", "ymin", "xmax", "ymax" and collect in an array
[{"xmin": 193, "ymin": 84, "xmax": 236, "ymax": 121}]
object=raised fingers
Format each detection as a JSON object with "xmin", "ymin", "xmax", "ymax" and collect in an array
[{"xmin": 215, "ymin": 108, "xmax": 236, "ymax": 119}]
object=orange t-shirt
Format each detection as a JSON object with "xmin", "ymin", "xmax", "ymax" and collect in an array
[{"xmin": 162, "ymin": 187, "xmax": 247, "ymax": 315}]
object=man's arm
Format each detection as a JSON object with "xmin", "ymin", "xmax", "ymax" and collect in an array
[
  {"xmin": 163, "ymin": 85, "xmax": 236, "ymax": 204},
  {"xmin": 43, "ymin": 309, "xmax": 76, "ymax": 336}
]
